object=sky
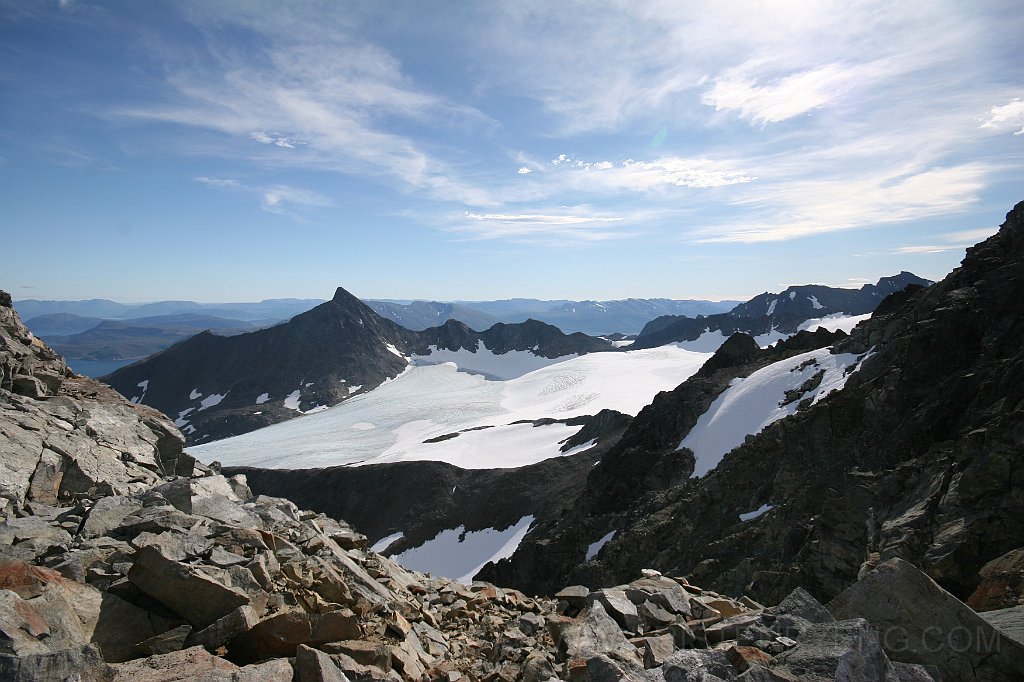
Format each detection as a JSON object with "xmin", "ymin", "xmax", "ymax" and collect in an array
[{"xmin": 2, "ymin": 0, "xmax": 1023, "ymax": 303}]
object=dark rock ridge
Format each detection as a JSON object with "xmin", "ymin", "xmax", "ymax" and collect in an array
[
  {"xmin": 633, "ymin": 271, "xmax": 931, "ymax": 349},
  {"xmin": 226, "ymin": 410, "xmax": 631, "ymax": 561},
  {"xmin": 103, "ymin": 288, "xmax": 614, "ymax": 445},
  {"xmin": 482, "ymin": 202, "xmax": 1024, "ymax": 616},
  {"xmin": 3, "ymin": 285, "xmax": 1021, "ymax": 681}
]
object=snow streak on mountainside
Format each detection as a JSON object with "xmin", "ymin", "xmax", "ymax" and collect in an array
[
  {"xmin": 680, "ymin": 346, "xmax": 871, "ymax": 477},
  {"xmin": 190, "ymin": 346, "xmax": 712, "ymax": 469}
]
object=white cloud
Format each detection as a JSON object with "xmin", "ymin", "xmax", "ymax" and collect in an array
[
  {"xmin": 517, "ymin": 167, "xmax": 531, "ymax": 174},
  {"xmin": 250, "ymin": 131, "xmax": 301, "ymax": 148},
  {"xmin": 692, "ymin": 163, "xmax": 989, "ymax": 243},
  {"xmin": 701, "ymin": 62, "xmax": 860, "ymax": 125},
  {"xmin": 980, "ymin": 98, "xmax": 1024, "ymax": 135},
  {"xmin": 549, "ymin": 155, "xmax": 754, "ymax": 191},
  {"xmin": 454, "ymin": 209, "xmax": 631, "ymax": 242},
  {"xmin": 891, "ymin": 225, "xmax": 999, "ymax": 255},
  {"xmin": 194, "ymin": 176, "xmax": 241, "ymax": 190}
]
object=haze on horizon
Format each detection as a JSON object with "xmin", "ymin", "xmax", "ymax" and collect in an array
[{"xmin": 2, "ymin": 1, "xmax": 1022, "ymax": 303}]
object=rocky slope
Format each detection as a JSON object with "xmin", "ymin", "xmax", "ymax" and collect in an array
[
  {"xmin": 3, "ymin": 287, "xmax": 1023, "ymax": 681},
  {"xmin": 477, "ymin": 202, "xmax": 1024, "ymax": 621},
  {"xmin": 104, "ymin": 288, "xmax": 614, "ymax": 445},
  {"xmin": 632, "ymin": 272, "xmax": 930, "ymax": 349}
]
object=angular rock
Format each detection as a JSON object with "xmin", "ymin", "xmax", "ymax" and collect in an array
[
  {"xmin": 699, "ymin": 613, "xmax": 762, "ymax": 645},
  {"xmin": 642, "ymin": 633, "xmax": 675, "ymax": 669},
  {"xmin": 772, "ymin": 587, "xmax": 833, "ymax": 625},
  {"xmin": 555, "ymin": 585, "xmax": 590, "ymax": 611},
  {"xmin": 968, "ymin": 547, "xmax": 1024, "ymax": 612},
  {"xmin": 127, "ymin": 545, "xmax": 251, "ymax": 629},
  {"xmin": 980, "ymin": 604, "xmax": 1024, "ymax": 646},
  {"xmin": 771, "ymin": 618, "xmax": 896, "ymax": 682},
  {"xmin": 828, "ymin": 558, "xmax": 1024, "ymax": 681},
  {"xmin": 228, "ymin": 608, "xmax": 361, "ymax": 663},
  {"xmin": 660, "ymin": 648, "xmax": 737, "ymax": 681},
  {"xmin": 726, "ymin": 645, "xmax": 772, "ymax": 673},
  {"xmin": 0, "ymin": 643, "xmax": 114, "ymax": 682},
  {"xmin": 135, "ymin": 625, "xmax": 192, "ymax": 657},
  {"xmin": 558, "ymin": 601, "xmax": 642, "ymax": 668},
  {"xmin": 82, "ymin": 496, "xmax": 144, "ymax": 539},
  {"xmin": 296, "ymin": 643, "xmax": 350, "ymax": 682},
  {"xmin": 186, "ymin": 604, "xmax": 259, "ymax": 651},
  {"xmin": 590, "ymin": 589, "xmax": 640, "ymax": 633}
]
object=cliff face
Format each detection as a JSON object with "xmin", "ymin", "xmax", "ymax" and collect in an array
[
  {"xmin": 1, "ymin": 290, "xmax": 189, "ymax": 515},
  {"xmin": 482, "ymin": 201, "xmax": 1024, "ymax": 608}
]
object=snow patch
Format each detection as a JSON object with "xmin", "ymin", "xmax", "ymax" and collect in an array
[
  {"xmin": 766, "ymin": 299, "xmax": 778, "ymax": 316},
  {"xmin": 385, "ymin": 343, "xmax": 406, "ymax": 358},
  {"xmin": 561, "ymin": 439, "xmax": 597, "ymax": 456},
  {"xmin": 788, "ymin": 291, "xmax": 796, "ymax": 300},
  {"xmin": 673, "ymin": 328, "xmax": 729, "ymax": 353},
  {"xmin": 798, "ymin": 313, "xmax": 872, "ymax": 334},
  {"xmin": 198, "ymin": 393, "xmax": 226, "ymax": 412},
  {"xmin": 130, "ymin": 379, "xmax": 150, "ymax": 404},
  {"xmin": 808, "ymin": 295, "xmax": 824, "ymax": 310},
  {"xmin": 174, "ymin": 407, "xmax": 194, "ymax": 428},
  {"xmin": 391, "ymin": 516, "xmax": 534, "ymax": 584},
  {"xmin": 283, "ymin": 390, "xmax": 302, "ymax": 411},
  {"xmin": 350, "ymin": 422, "xmax": 376, "ymax": 431},
  {"xmin": 255, "ymin": 393, "xmax": 270, "ymax": 405},
  {"xmin": 586, "ymin": 530, "xmax": 616, "ymax": 560},
  {"xmin": 189, "ymin": 388, "xmax": 202, "ymax": 400},
  {"xmin": 681, "ymin": 347, "xmax": 862, "ymax": 478},
  {"xmin": 754, "ymin": 328, "xmax": 788, "ymax": 348},
  {"xmin": 740, "ymin": 503, "xmax": 774, "ymax": 521},
  {"xmin": 612, "ymin": 339, "xmax": 635, "ymax": 348},
  {"xmin": 370, "ymin": 532, "xmax": 405, "ymax": 554}
]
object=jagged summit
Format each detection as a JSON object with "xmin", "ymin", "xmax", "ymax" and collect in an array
[{"xmin": 105, "ymin": 287, "xmax": 615, "ymax": 444}]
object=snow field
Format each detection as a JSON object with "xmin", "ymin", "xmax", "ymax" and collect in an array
[{"xmin": 189, "ymin": 346, "xmax": 712, "ymax": 470}]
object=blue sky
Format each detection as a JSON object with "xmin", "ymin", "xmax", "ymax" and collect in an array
[{"xmin": 2, "ymin": 1, "xmax": 1022, "ymax": 303}]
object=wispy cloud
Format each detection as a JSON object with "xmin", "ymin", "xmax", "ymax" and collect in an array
[
  {"xmin": 193, "ymin": 176, "xmax": 331, "ymax": 217},
  {"xmin": 890, "ymin": 226, "xmax": 999, "ymax": 255},
  {"xmin": 110, "ymin": 3, "xmax": 499, "ymax": 206},
  {"xmin": 453, "ymin": 208, "xmax": 633, "ymax": 242},
  {"xmin": 692, "ymin": 163, "xmax": 989, "ymax": 243}
]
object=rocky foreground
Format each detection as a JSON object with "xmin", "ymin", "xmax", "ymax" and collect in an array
[
  {"xmin": 6, "ymin": 460, "xmax": 1024, "ymax": 681},
  {"xmin": 4, "ymin": 277, "xmax": 1024, "ymax": 681}
]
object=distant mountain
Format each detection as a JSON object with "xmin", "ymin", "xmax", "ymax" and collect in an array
[
  {"xmin": 374, "ymin": 297, "xmax": 739, "ymax": 335},
  {"xmin": 13, "ymin": 297, "xmax": 324, "ymax": 322},
  {"xmin": 45, "ymin": 314, "xmax": 262, "ymax": 362},
  {"xmin": 104, "ymin": 287, "xmax": 614, "ymax": 444},
  {"xmin": 632, "ymin": 272, "xmax": 931, "ymax": 349},
  {"xmin": 365, "ymin": 300, "xmax": 498, "ymax": 331},
  {"xmin": 23, "ymin": 312, "xmax": 104, "ymax": 336}
]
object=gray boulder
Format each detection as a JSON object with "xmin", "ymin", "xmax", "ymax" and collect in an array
[
  {"xmin": 771, "ymin": 618, "xmax": 897, "ymax": 681},
  {"xmin": 829, "ymin": 558, "xmax": 1024, "ymax": 681}
]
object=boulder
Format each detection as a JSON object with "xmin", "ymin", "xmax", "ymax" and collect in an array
[
  {"xmin": 0, "ymin": 643, "xmax": 114, "ymax": 682},
  {"xmin": 127, "ymin": 545, "xmax": 251, "ymax": 629},
  {"xmin": 660, "ymin": 648, "xmax": 736, "ymax": 681},
  {"xmin": 829, "ymin": 558, "xmax": 1024, "ymax": 681},
  {"xmin": 979, "ymin": 605, "xmax": 1024, "ymax": 646},
  {"xmin": 558, "ymin": 601, "xmax": 642, "ymax": 668},
  {"xmin": 296, "ymin": 644, "xmax": 350, "ymax": 682},
  {"xmin": 228, "ymin": 608, "xmax": 362, "ymax": 663},
  {"xmin": 642, "ymin": 633, "xmax": 675, "ymax": 669},
  {"xmin": 82, "ymin": 496, "xmax": 144, "ymax": 539},
  {"xmin": 590, "ymin": 589, "xmax": 640, "ymax": 633},
  {"xmin": 770, "ymin": 618, "xmax": 896, "ymax": 682},
  {"xmin": 186, "ymin": 605, "xmax": 259, "ymax": 651},
  {"xmin": 967, "ymin": 547, "xmax": 1024, "ymax": 612},
  {"xmin": 772, "ymin": 587, "xmax": 833, "ymax": 624}
]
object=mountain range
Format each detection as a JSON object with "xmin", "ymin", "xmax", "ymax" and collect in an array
[
  {"xmin": 102, "ymin": 288, "xmax": 615, "ymax": 445},
  {"xmin": 632, "ymin": 272, "xmax": 932, "ymax": 350}
]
